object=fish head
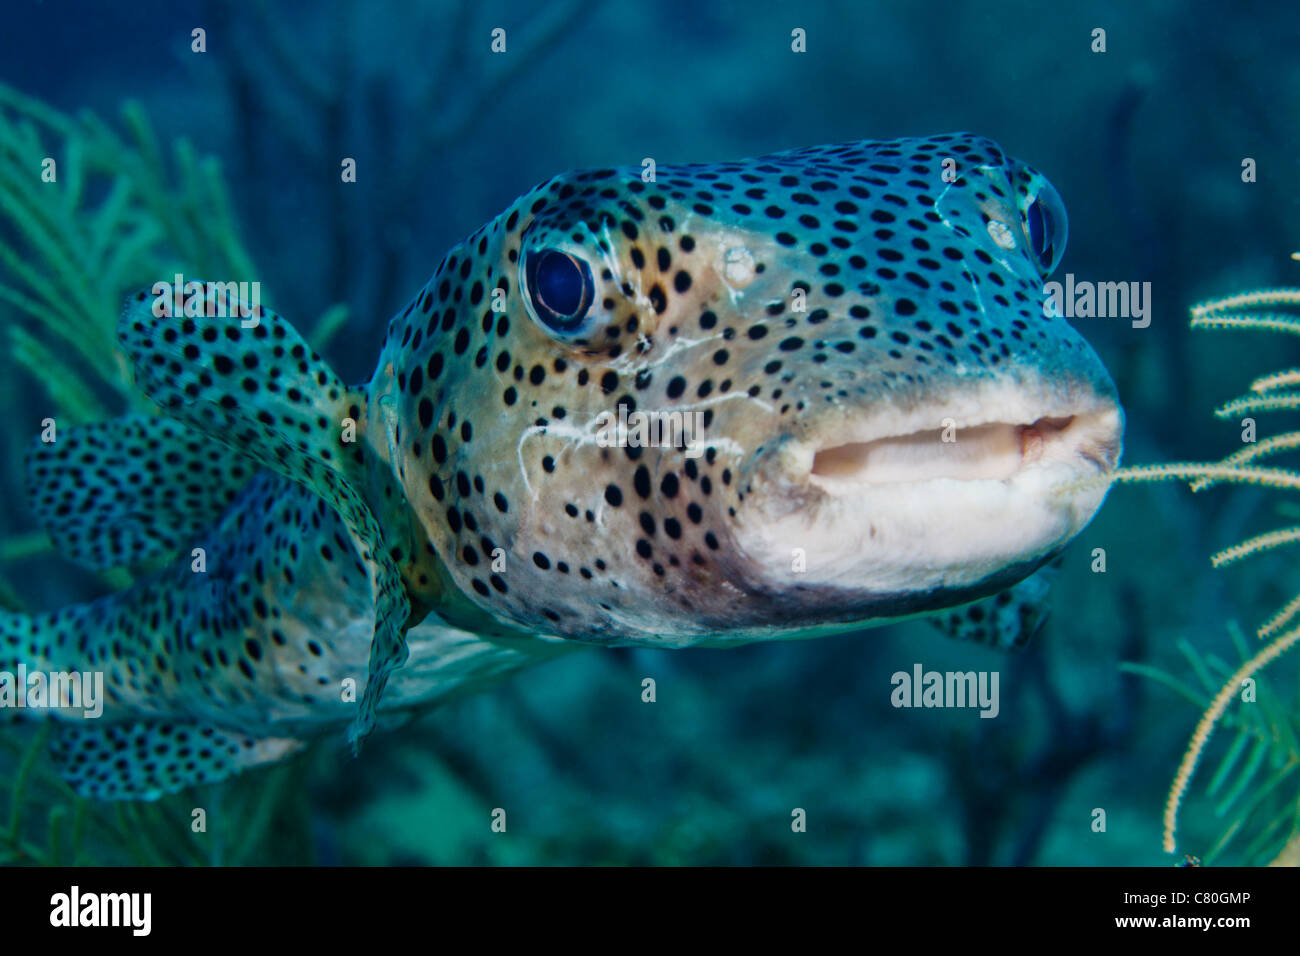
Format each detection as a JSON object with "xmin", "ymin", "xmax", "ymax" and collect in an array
[{"xmin": 374, "ymin": 133, "xmax": 1123, "ymax": 646}]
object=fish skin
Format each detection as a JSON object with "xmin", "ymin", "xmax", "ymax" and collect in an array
[{"xmin": 2, "ymin": 133, "xmax": 1123, "ymax": 797}]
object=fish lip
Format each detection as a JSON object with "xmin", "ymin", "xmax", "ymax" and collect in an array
[
  {"xmin": 731, "ymin": 376, "xmax": 1124, "ymax": 596},
  {"xmin": 770, "ymin": 373, "xmax": 1122, "ymax": 485},
  {"xmin": 800, "ymin": 389, "xmax": 1122, "ymax": 491}
]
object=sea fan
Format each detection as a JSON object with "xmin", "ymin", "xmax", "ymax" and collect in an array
[
  {"xmin": 0, "ymin": 87, "xmax": 327, "ymax": 865},
  {"xmin": 1111, "ymin": 288, "xmax": 1300, "ymax": 863}
]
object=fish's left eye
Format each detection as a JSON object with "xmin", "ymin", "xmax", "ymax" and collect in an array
[
  {"xmin": 1027, "ymin": 198, "xmax": 1053, "ymax": 261},
  {"xmin": 1021, "ymin": 179, "xmax": 1068, "ymax": 278},
  {"xmin": 524, "ymin": 249, "xmax": 596, "ymax": 336}
]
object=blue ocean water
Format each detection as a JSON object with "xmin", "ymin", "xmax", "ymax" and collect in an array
[{"xmin": 0, "ymin": 0, "xmax": 1296, "ymax": 865}]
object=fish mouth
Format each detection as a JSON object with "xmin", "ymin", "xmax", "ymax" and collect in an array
[
  {"xmin": 807, "ymin": 413, "xmax": 1114, "ymax": 490},
  {"xmin": 734, "ymin": 378, "xmax": 1124, "ymax": 597}
]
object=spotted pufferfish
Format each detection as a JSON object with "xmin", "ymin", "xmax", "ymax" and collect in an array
[{"xmin": 1, "ymin": 133, "xmax": 1124, "ymax": 799}]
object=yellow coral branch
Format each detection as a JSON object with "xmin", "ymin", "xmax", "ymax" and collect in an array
[
  {"xmin": 1259, "ymin": 592, "xmax": 1300, "ymax": 640},
  {"xmin": 1190, "ymin": 431, "xmax": 1300, "ymax": 491},
  {"xmin": 1112, "ymin": 462, "xmax": 1300, "ymax": 492},
  {"xmin": 1251, "ymin": 369, "xmax": 1300, "ymax": 393},
  {"xmin": 1215, "ymin": 393, "xmax": 1300, "ymax": 419},
  {"xmin": 1192, "ymin": 288, "xmax": 1300, "ymax": 316},
  {"xmin": 1191, "ymin": 314, "xmax": 1300, "ymax": 336},
  {"xmin": 1164, "ymin": 625, "xmax": 1300, "ymax": 853},
  {"xmin": 1210, "ymin": 527, "xmax": 1300, "ymax": 568},
  {"xmin": 1137, "ymin": 286, "xmax": 1300, "ymax": 861}
]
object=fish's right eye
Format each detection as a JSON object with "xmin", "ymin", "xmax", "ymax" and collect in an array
[{"xmin": 523, "ymin": 249, "xmax": 596, "ymax": 337}]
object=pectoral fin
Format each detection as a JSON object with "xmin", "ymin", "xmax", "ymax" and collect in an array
[
  {"xmin": 929, "ymin": 560, "xmax": 1061, "ymax": 651},
  {"xmin": 116, "ymin": 285, "xmax": 408, "ymax": 751}
]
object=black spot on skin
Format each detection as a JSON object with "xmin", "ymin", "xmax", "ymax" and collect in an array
[
  {"xmin": 633, "ymin": 465, "xmax": 651, "ymax": 499},
  {"xmin": 648, "ymin": 285, "xmax": 667, "ymax": 314}
]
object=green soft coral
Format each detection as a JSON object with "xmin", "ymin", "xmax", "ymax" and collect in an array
[
  {"xmin": 0, "ymin": 85, "xmax": 336, "ymax": 865},
  {"xmin": 0, "ymin": 83, "xmax": 347, "ymax": 574}
]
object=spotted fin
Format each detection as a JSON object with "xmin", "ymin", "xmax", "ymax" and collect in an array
[
  {"xmin": 929, "ymin": 561, "xmax": 1061, "ymax": 651},
  {"xmin": 25, "ymin": 415, "xmax": 253, "ymax": 571},
  {"xmin": 115, "ymin": 285, "xmax": 409, "ymax": 750},
  {"xmin": 50, "ymin": 719, "xmax": 302, "ymax": 800}
]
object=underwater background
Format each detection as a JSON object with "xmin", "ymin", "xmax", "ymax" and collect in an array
[{"xmin": 0, "ymin": 0, "xmax": 1297, "ymax": 865}]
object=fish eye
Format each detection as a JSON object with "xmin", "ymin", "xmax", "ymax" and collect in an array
[
  {"xmin": 524, "ymin": 249, "xmax": 595, "ymax": 335},
  {"xmin": 1021, "ymin": 179, "xmax": 1068, "ymax": 278},
  {"xmin": 1027, "ymin": 199, "xmax": 1051, "ymax": 258}
]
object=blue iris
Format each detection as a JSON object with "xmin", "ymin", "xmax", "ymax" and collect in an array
[{"xmin": 527, "ymin": 250, "xmax": 594, "ymax": 333}]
